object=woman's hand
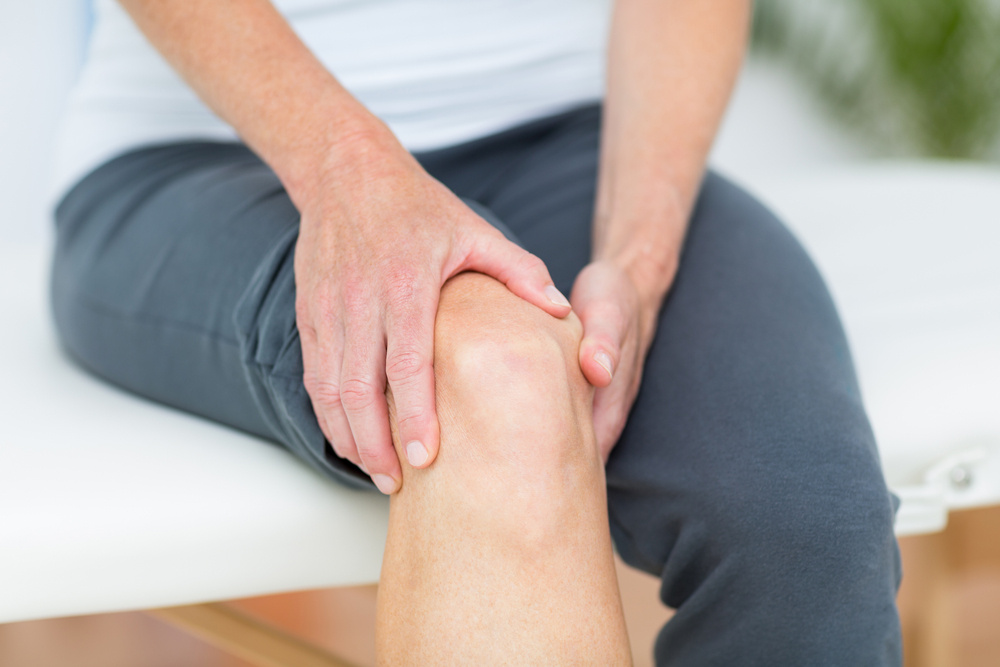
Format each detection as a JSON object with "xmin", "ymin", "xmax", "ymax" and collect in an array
[
  {"xmin": 294, "ymin": 137, "xmax": 571, "ymax": 494},
  {"xmin": 576, "ymin": 0, "xmax": 750, "ymax": 462},
  {"xmin": 571, "ymin": 260, "xmax": 660, "ymax": 462}
]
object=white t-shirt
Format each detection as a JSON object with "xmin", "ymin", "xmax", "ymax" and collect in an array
[{"xmin": 52, "ymin": 0, "xmax": 610, "ymax": 199}]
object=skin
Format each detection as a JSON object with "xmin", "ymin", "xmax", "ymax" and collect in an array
[
  {"xmin": 585, "ymin": 0, "xmax": 751, "ymax": 458},
  {"xmin": 115, "ymin": 0, "xmax": 750, "ymax": 660},
  {"xmin": 378, "ymin": 272, "xmax": 632, "ymax": 664}
]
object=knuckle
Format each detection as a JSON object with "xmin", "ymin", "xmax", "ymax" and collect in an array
[
  {"xmin": 395, "ymin": 409, "xmax": 429, "ymax": 435},
  {"xmin": 339, "ymin": 376, "xmax": 380, "ymax": 411},
  {"xmin": 344, "ymin": 448, "xmax": 364, "ymax": 468},
  {"xmin": 301, "ymin": 369, "xmax": 320, "ymax": 393},
  {"xmin": 583, "ymin": 301, "xmax": 624, "ymax": 332},
  {"xmin": 299, "ymin": 283, "xmax": 336, "ymax": 317},
  {"xmin": 328, "ymin": 438, "xmax": 352, "ymax": 460},
  {"xmin": 339, "ymin": 448, "xmax": 366, "ymax": 471},
  {"xmin": 592, "ymin": 337, "xmax": 618, "ymax": 357},
  {"xmin": 382, "ymin": 266, "xmax": 425, "ymax": 311},
  {"xmin": 601, "ymin": 298, "xmax": 628, "ymax": 322},
  {"xmin": 517, "ymin": 250, "xmax": 547, "ymax": 277},
  {"xmin": 342, "ymin": 293, "xmax": 367, "ymax": 320},
  {"xmin": 309, "ymin": 379, "xmax": 344, "ymax": 410},
  {"xmin": 385, "ymin": 346, "xmax": 428, "ymax": 384},
  {"xmin": 384, "ymin": 264, "xmax": 420, "ymax": 293},
  {"xmin": 356, "ymin": 442, "xmax": 390, "ymax": 470},
  {"xmin": 463, "ymin": 228, "xmax": 499, "ymax": 260},
  {"xmin": 583, "ymin": 317, "xmax": 616, "ymax": 344},
  {"xmin": 342, "ymin": 277, "xmax": 372, "ymax": 318},
  {"xmin": 358, "ymin": 447, "xmax": 394, "ymax": 474}
]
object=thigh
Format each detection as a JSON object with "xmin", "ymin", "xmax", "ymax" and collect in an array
[
  {"xmin": 606, "ymin": 173, "xmax": 901, "ymax": 664},
  {"xmin": 52, "ymin": 142, "xmax": 369, "ymax": 487},
  {"xmin": 606, "ymin": 171, "xmax": 892, "ymax": 570}
]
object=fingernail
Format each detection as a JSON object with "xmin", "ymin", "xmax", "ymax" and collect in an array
[
  {"xmin": 406, "ymin": 440, "xmax": 428, "ymax": 467},
  {"xmin": 544, "ymin": 284, "xmax": 571, "ymax": 308},
  {"xmin": 371, "ymin": 474, "xmax": 399, "ymax": 495},
  {"xmin": 594, "ymin": 350, "xmax": 614, "ymax": 380}
]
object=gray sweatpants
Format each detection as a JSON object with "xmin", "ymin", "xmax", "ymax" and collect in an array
[{"xmin": 52, "ymin": 104, "xmax": 902, "ymax": 666}]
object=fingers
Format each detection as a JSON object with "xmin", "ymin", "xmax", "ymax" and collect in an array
[
  {"xmin": 340, "ymin": 317, "xmax": 400, "ymax": 495},
  {"xmin": 302, "ymin": 298, "xmax": 434, "ymax": 494},
  {"xmin": 300, "ymin": 322, "xmax": 364, "ymax": 470},
  {"xmin": 299, "ymin": 271, "xmax": 441, "ymax": 495},
  {"xmin": 576, "ymin": 297, "xmax": 627, "ymax": 389},
  {"xmin": 463, "ymin": 232, "xmax": 572, "ymax": 319},
  {"xmin": 383, "ymin": 284, "xmax": 441, "ymax": 471}
]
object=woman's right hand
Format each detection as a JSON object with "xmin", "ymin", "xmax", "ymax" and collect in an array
[
  {"xmin": 293, "ymin": 130, "xmax": 572, "ymax": 495},
  {"xmin": 116, "ymin": 0, "xmax": 569, "ymax": 495}
]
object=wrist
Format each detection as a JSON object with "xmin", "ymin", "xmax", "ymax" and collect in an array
[
  {"xmin": 605, "ymin": 240, "xmax": 679, "ymax": 310},
  {"xmin": 277, "ymin": 102, "xmax": 409, "ymax": 215},
  {"xmin": 593, "ymin": 210, "xmax": 686, "ymax": 314},
  {"xmin": 594, "ymin": 171, "xmax": 691, "ymax": 300},
  {"xmin": 596, "ymin": 251, "xmax": 670, "ymax": 357},
  {"xmin": 599, "ymin": 248, "xmax": 676, "ymax": 356}
]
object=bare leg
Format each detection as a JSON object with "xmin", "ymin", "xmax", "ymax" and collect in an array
[{"xmin": 375, "ymin": 272, "xmax": 631, "ymax": 665}]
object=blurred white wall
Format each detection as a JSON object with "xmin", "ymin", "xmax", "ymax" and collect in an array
[
  {"xmin": 0, "ymin": 4, "xmax": 867, "ymax": 245},
  {"xmin": 0, "ymin": 1, "xmax": 88, "ymax": 244},
  {"xmin": 711, "ymin": 58, "xmax": 872, "ymax": 185}
]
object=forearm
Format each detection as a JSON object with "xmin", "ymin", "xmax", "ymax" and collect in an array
[
  {"xmin": 117, "ymin": 0, "xmax": 398, "ymax": 210},
  {"xmin": 596, "ymin": 0, "xmax": 751, "ymax": 309}
]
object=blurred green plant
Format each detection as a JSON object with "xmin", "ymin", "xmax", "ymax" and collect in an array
[{"xmin": 753, "ymin": 0, "xmax": 1000, "ymax": 160}]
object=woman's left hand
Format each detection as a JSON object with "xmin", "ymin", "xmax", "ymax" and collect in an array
[{"xmin": 571, "ymin": 260, "xmax": 660, "ymax": 462}]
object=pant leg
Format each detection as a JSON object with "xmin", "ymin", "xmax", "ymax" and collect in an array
[
  {"xmin": 51, "ymin": 141, "xmax": 523, "ymax": 490},
  {"xmin": 423, "ymin": 107, "xmax": 903, "ymax": 666},
  {"xmin": 608, "ymin": 173, "xmax": 902, "ymax": 666},
  {"xmin": 52, "ymin": 142, "xmax": 371, "ymax": 487}
]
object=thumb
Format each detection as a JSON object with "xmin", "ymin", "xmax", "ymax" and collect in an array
[
  {"xmin": 460, "ymin": 233, "xmax": 572, "ymax": 319},
  {"xmin": 575, "ymin": 298, "xmax": 627, "ymax": 389}
]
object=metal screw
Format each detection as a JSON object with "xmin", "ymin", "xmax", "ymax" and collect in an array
[{"xmin": 949, "ymin": 464, "xmax": 974, "ymax": 489}]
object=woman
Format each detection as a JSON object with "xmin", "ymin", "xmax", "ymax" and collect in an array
[{"xmin": 51, "ymin": 0, "xmax": 902, "ymax": 663}]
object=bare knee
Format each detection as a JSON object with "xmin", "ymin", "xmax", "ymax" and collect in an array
[
  {"xmin": 435, "ymin": 272, "xmax": 592, "ymax": 446},
  {"xmin": 411, "ymin": 272, "xmax": 602, "ymax": 539}
]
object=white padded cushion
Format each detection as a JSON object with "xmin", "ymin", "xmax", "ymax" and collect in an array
[
  {"xmin": 751, "ymin": 164, "xmax": 1000, "ymax": 534},
  {"xmin": 0, "ymin": 243, "xmax": 389, "ymax": 624}
]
